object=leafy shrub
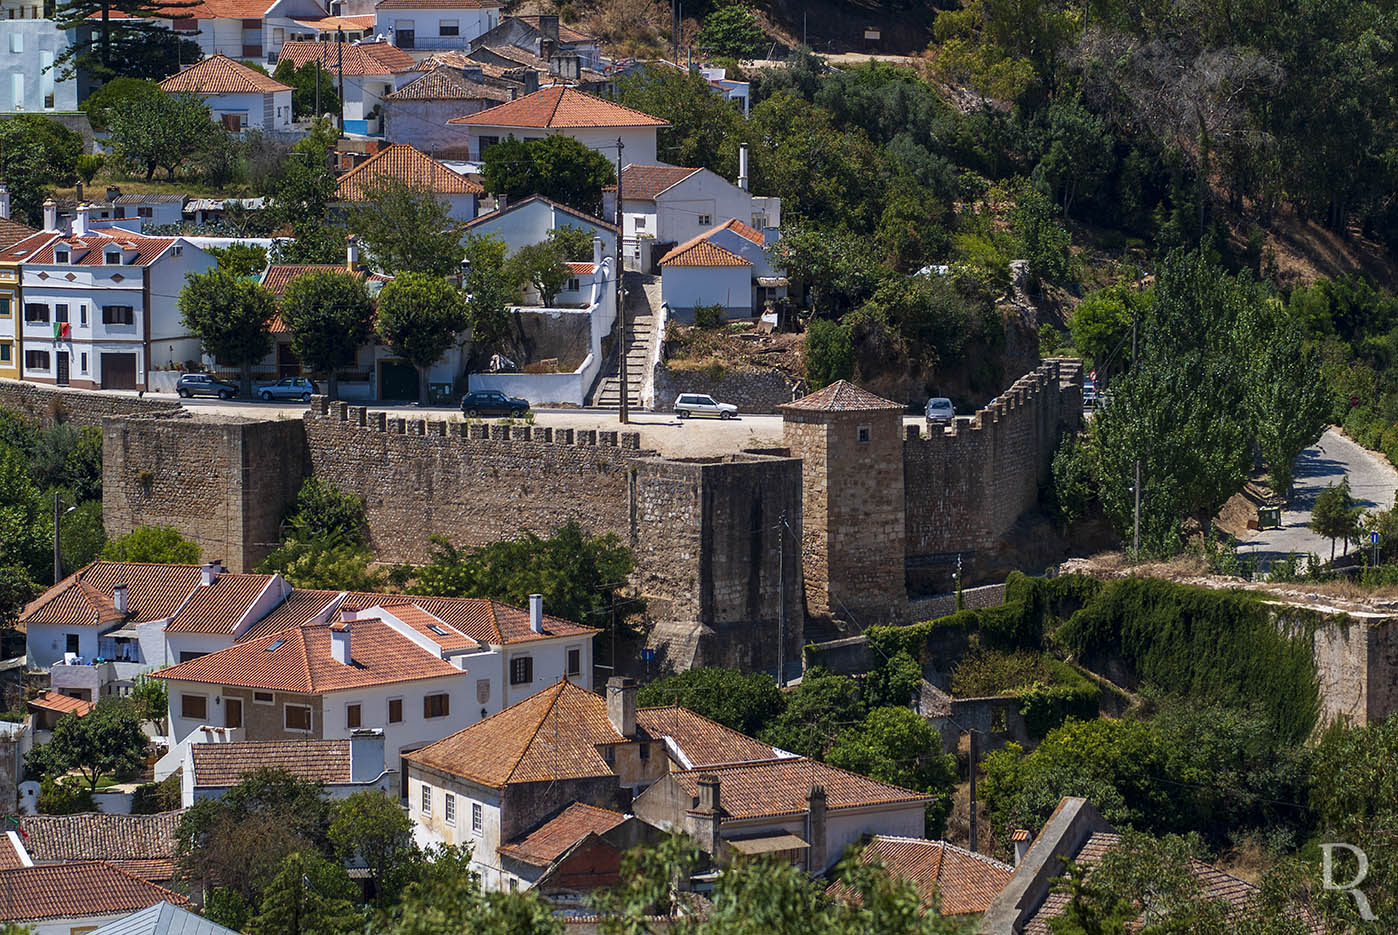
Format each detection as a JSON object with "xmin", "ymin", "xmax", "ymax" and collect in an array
[
  {"xmin": 102, "ymin": 526, "xmax": 200, "ymax": 563},
  {"xmin": 693, "ymin": 303, "xmax": 723, "ymax": 329},
  {"xmin": 38, "ymin": 776, "xmax": 96, "ymax": 815},
  {"xmin": 803, "ymin": 318, "xmax": 853, "ymax": 390},
  {"xmin": 131, "ymin": 773, "xmax": 181, "ymax": 814},
  {"xmin": 951, "ymin": 649, "xmax": 1058, "ymax": 696},
  {"xmin": 637, "ymin": 668, "xmax": 783, "ymax": 736}
]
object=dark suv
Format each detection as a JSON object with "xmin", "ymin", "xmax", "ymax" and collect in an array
[
  {"xmin": 461, "ymin": 390, "xmax": 530, "ymax": 418},
  {"xmin": 176, "ymin": 373, "xmax": 238, "ymax": 399}
]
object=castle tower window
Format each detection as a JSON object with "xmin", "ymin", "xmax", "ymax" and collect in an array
[{"xmin": 856, "ymin": 425, "xmax": 871, "ymax": 443}]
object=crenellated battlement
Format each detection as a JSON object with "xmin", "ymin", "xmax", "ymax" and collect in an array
[{"xmin": 306, "ymin": 397, "xmax": 645, "ymax": 450}]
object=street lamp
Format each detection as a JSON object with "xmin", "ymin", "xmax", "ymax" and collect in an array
[{"xmin": 53, "ymin": 493, "xmax": 77, "ymax": 584}]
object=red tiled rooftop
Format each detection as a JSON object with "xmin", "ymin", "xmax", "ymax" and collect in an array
[
  {"xmin": 657, "ymin": 237, "xmax": 750, "ymax": 268},
  {"xmin": 335, "ymin": 143, "xmax": 483, "ymax": 201},
  {"xmin": 28, "ymin": 692, "xmax": 95, "ymax": 717},
  {"xmin": 618, "ymin": 165, "xmax": 700, "ymax": 201},
  {"xmin": 636, "ymin": 705, "xmax": 784, "ymax": 768},
  {"xmin": 667, "ymin": 759, "xmax": 931, "ymax": 820},
  {"xmin": 22, "ymin": 562, "xmax": 206, "ymax": 628},
  {"xmin": 497, "ymin": 803, "xmax": 627, "ymax": 866},
  {"xmin": 828, "ymin": 836, "xmax": 1013, "ymax": 916},
  {"xmin": 190, "ymin": 740, "xmax": 358, "ymax": 786},
  {"xmin": 448, "ymin": 86, "xmax": 667, "ymax": 128},
  {"xmin": 0, "ymin": 862, "xmax": 187, "ymax": 922},
  {"xmin": 779, "ymin": 380, "xmax": 903, "ymax": 413},
  {"xmin": 165, "ymin": 573, "xmax": 278, "ymax": 634},
  {"xmin": 160, "ymin": 54, "xmax": 291, "ymax": 94},
  {"xmin": 18, "ymin": 811, "xmax": 183, "ymax": 863},
  {"xmin": 276, "ymin": 40, "xmax": 418, "ymax": 76},
  {"xmin": 3, "ymin": 231, "xmax": 181, "ymax": 267}
]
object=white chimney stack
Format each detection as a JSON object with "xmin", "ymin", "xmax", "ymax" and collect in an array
[
  {"xmin": 112, "ymin": 584, "xmax": 128, "ymax": 616},
  {"xmin": 1012, "ymin": 829, "xmax": 1032, "ymax": 866},
  {"xmin": 738, "ymin": 144, "xmax": 749, "ymax": 192},
  {"xmin": 42, "ymin": 200, "xmax": 58, "ymax": 232},
  {"xmin": 0, "ymin": 184, "xmax": 10, "ymax": 220},
  {"xmin": 201, "ymin": 561, "xmax": 220, "ymax": 586},
  {"xmin": 346, "ymin": 234, "xmax": 359, "ymax": 271},
  {"xmin": 592, "ymin": 236, "xmax": 602, "ymax": 269},
  {"xmin": 340, "ymin": 606, "xmax": 357, "ymax": 623},
  {"xmin": 331, "ymin": 621, "xmax": 352, "ymax": 665},
  {"xmin": 74, "ymin": 203, "xmax": 90, "ymax": 237},
  {"xmin": 529, "ymin": 593, "xmax": 543, "ymax": 633}
]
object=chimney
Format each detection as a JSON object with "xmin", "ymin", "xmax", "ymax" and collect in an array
[
  {"xmin": 74, "ymin": 181, "xmax": 84, "ymax": 203},
  {"xmin": 592, "ymin": 236, "xmax": 602, "ymax": 269},
  {"xmin": 529, "ymin": 592, "xmax": 543, "ymax": 633},
  {"xmin": 606, "ymin": 676, "xmax": 636, "ymax": 737},
  {"xmin": 340, "ymin": 605, "xmax": 356, "ymax": 622},
  {"xmin": 200, "ymin": 561, "xmax": 220, "ymax": 586},
  {"xmin": 540, "ymin": 37, "xmax": 556, "ymax": 62},
  {"xmin": 738, "ymin": 144, "xmax": 749, "ymax": 192},
  {"xmin": 1012, "ymin": 829, "xmax": 1032, "ymax": 866},
  {"xmin": 73, "ymin": 203, "xmax": 90, "ymax": 237},
  {"xmin": 112, "ymin": 584, "xmax": 128, "ymax": 616},
  {"xmin": 331, "ymin": 620, "xmax": 352, "ymax": 665},
  {"xmin": 348, "ymin": 727, "xmax": 385, "ymax": 783},
  {"xmin": 42, "ymin": 200, "xmax": 57, "ymax": 232},
  {"xmin": 346, "ymin": 234, "xmax": 359, "ymax": 272},
  {"xmin": 690, "ymin": 775, "xmax": 723, "ymax": 860},
  {"xmin": 537, "ymin": 13, "xmax": 559, "ymax": 42},
  {"xmin": 0, "ymin": 184, "xmax": 9, "ymax": 220},
  {"xmin": 522, "ymin": 70, "xmax": 538, "ymax": 95},
  {"xmin": 806, "ymin": 784, "xmax": 827, "ymax": 874}
]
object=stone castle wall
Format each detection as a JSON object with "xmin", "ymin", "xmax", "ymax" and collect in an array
[
  {"xmin": 651, "ymin": 364, "xmax": 797, "ymax": 414},
  {"xmin": 0, "ymin": 379, "xmax": 184, "ymax": 428}
]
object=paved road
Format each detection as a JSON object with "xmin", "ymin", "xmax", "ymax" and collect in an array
[{"xmin": 1244, "ymin": 427, "xmax": 1398, "ymax": 566}]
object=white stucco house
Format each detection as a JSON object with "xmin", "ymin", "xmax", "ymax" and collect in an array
[
  {"xmin": 89, "ymin": 0, "xmax": 360, "ymax": 66},
  {"xmin": 608, "ymin": 155, "xmax": 780, "ymax": 270},
  {"xmin": 159, "ymin": 54, "xmax": 294, "ymax": 132},
  {"xmin": 657, "ymin": 218, "xmax": 786, "ymax": 322},
  {"xmin": 181, "ymin": 731, "xmax": 393, "ymax": 805},
  {"xmin": 276, "ymin": 39, "xmax": 420, "ymax": 135},
  {"xmin": 333, "ymin": 142, "xmax": 481, "ymax": 220},
  {"xmin": 462, "ymin": 194, "xmax": 617, "ymax": 257},
  {"xmin": 2, "ymin": 207, "xmax": 217, "ymax": 390},
  {"xmin": 447, "ymin": 85, "xmax": 668, "ymax": 165},
  {"xmin": 373, "ymin": 0, "xmax": 500, "ymax": 50},
  {"xmin": 0, "ymin": 12, "xmax": 82, "ymax": 112}
]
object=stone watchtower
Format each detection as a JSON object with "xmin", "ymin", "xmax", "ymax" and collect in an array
[{"xmin": 778, "ymin": 381, "xmax": 906, "ymax": 627}]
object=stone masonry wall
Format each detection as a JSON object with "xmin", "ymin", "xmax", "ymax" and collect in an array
[
  {"xmin": 634, "ymin": 455, "xmax": 804, "ymax": 674},
  {"xmin": 0, "ymin": 378, "xmax": 184, "ymax": 427},
  {"xmin": 302, "ymin": 400, "xmax": 654, "ymax": 563},
  {"xmin": 102, "ymin": 416, "xmax": 308, "ymax": 572},
  {"xmin": 651, "ymin": 364, "xmax": 797, "ymax": 414}
]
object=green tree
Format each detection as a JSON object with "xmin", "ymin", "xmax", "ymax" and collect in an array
[
  {"xmin": 350, "ymin": 176, "xmax": 465, "ymax": 277},
  {"xmin": 256, "ymin": 540, "xmax": 385, "ymax": 591},
  {"xmin": 329, "ymin": 791, "xmax": 416, "ymax": 907},
  {"xmin": 26, "ymin": 698, "xmax": 146, "ymax": 791},
  {"xmin": 269, "ymin": 123, "xmax": 342, "ymax": 265},
  {"xmin": 272, "ymin": 59, "xmax": 340, "ymax": 121},
  {"xmin": 804, "ymin": 318, "xmax": 853, "ymax": 390},
  {"xmin": 636, "ymin": 668, "xmax": 783, "ymax": 736},
  {"xmin": 863, "ymin": 650, "xmax": 922, "ymax": 709},
  {"xmin": 759, "ymin": 669, "xmax": 865, "ymax": 758},
  {"xmin": 385, "ymin": 843, "xmax": 560, "ymax": 935},
  {"xmin": 545, "ymin": 225, "xmax": 597, "ymax": 262},
  {"xmin": 1237, "ymin": 301, "xmax": 1329, "ymax": 496},
  {"xmin": 208, "ymin": 243, "xmax": 269, "ymax": 279},
  {"xmin": 130, "ymin": 673, "xmax": 168, "ymax": 725},
  {"xmin": 0, "ymin": 444, "xmax": 50, "ymax": 584},
  {"xmin": 179, "ymin": 269, "xmax": 277, "ymax": 398},
  {"xmin": 1070, "ymin": 285, "xmax": 1146, "ymax": 380},
  {"xmin": 0, "ymin": 116, "xmax": 83, "ymax": 226},
  {"xmin": 698, "ymin": 6, "xmax": 766, "ymax": 60},
  {"xmin": 461, "ymin": 235, "xmax": 515, "ymax": 350},
  {"xmin": 0, "ymin": 566, "xmax": 40, "ymax": 632},
  {"xmin": 615, "ymin": 66, "xmax": 745, "ymax": 174},
  {"xmin": 108, "ymin": 90, "xmax": 221, "ymax": 181},
  {"xmin": 102, "ymin": 526, "xmax": 200, "ymax": 563},
  {"xmin": 1309, "ymin": 477, "xmax": 1362, "ymax": 561},
  {"xmin": 408, "ymin": 522, "xmax": 633, "ymax": 627},
  {"xmin": 826, "ymin": 707, "xmax": 957, "ymax": 836},
  {"xmin": 59, "ymin": 498, "xmax": 106, "ymax": 573},
  {"xmin": 374, "ymin": 273, "xmax": 468, "ymax": 406},
  {"xmin": 280, "ymin": 270, "xmax": 375, "ymax": 400},
  {"xmin": 481, "ymin": 135, "xmax": 614, "ymax": 216},
  {"xmin": 772, "ymin": 224, "xmax": 884, "ymax": 315},
  {"xmin": 504, "ymin": 240, "xmax": 571, "ymax": 306},
  {"xmin": 80, "ymin": 77, "xmax": 162, "ymax": 132},
  {"xmin": 249, "ymin": 851, "xmax": 360, "ymax": 935},
  {"xmin": 52, "ymin": 0, "xmax": 200, "ymax": 82}
]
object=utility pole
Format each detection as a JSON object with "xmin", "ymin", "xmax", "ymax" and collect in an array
[
  {"xmin": 615, "ymin": 137, "xmax": 628, "ymax": 424},
  {"xmin": 1131, "ymin": 313, "xmax": 1140, "ymax": 557},
  {"xmin": 968, "ymin": 729, "xmax": 979, "ymax": 852},
  {"xmin": 315, "ymin": 57, "xmax": 321, "ymax": 119},
  {"xmin": 776, "ymin": 510, "xmax": 786, "ymax": 688},
  {"xmin": 336, "ymin": 28, "xmax": 345, "ymax": 132},
  {"xmin": 52, "ymin": 492, "xmax": 73, "ymax": 584}
]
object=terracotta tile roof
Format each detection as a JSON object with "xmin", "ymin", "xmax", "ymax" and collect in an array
[
  {"xmin": 667, "ymin": 759, "xmax": 932, "ymax": 821},
  {"xmin": 636, "ymin": 706, "xmax": 784, "ymax": 768},
  {"xmin": 386, "ymin": 67, "xmax": 512, "ymax": 102},
  {"xmin": 259, "ymin": 264, "xmax": 365, "ymax": 299},
  {"xmin": 27, "ymin": 691, "xmax": 95, "ymax": 717},
  {"xmin": 276, "ymin": 40, "xmax": 418, "ymax": 76},
  {"xmin": 362, "ymin": 42, "xmax": 419, "ymax": 72},
  {"xmin": 190, "ymin": 740, "xmax": 356, "ymax": 786},
  {"xmin": 0, "ymin": 839, "xmax": 25, "ymax": 871},
  {"xmin": 376, "ymin": 0, "xmax": 499, "ymax": 7},
  {"xmin": 22, "ymin": 563, "xmax": 205, "ymax": 629},
  {"xmin": 159, "ymin": 54, "xmax": 291, "ymax": 94},
  {"xmin": 112, "ymin": 194, "xmax": 186, "ymax": 205},
  {"xmin": 165, "ymin": 574, "xmax": 278, "ymax": 635},
  {"xmin": 515, "ymin": 14, "xmax": 594, "ymax": 43},
  {"xmin": 407, "ymin": 679, "xmax": 624, "ymax": 788},
  {"xmin": 337, "ymin": 591, "xmax": 600, "ymax": 645},
  {"xmin": 367, "ymin": 603, "xmax": 480, "ymax": 651},
  {"xmin": 0, "ymin": 862, "xmax": 187, "ymax": 922},
  {"xmin": 716, "ymin": 216, "xmax": 763, "ymax": 244},
  {"xmin": 151, "ymin": 618, "xmax": 463, "ymax": 693},
  {"xmin": 567, "ymin": 262, "xmax": 595, "ymax": 276},
  {"xmin": 779, "ymin": 380, "xmax": 903, "ymax": 413},
  {"xmin": 618, "ymin": 165, "xmax": 699, "ymax": 201},
  {"xmin": 236, "ymin": 589, "xmax": 341, "ymax": 642},
  {"xmin": 463, "ymin": 194, "xmax": 617, "ymax": 233},
  {"xmin": 448, "ymin": 86, "xmax": 668, "ymax": 128},
  {"xmin": 657, "ymin": 236, "xmax": 750, "ymax": 268},
  {"xmin": 336, "ymin": 143, "xmax": 483, "ymax": 201},
  {"xmin": 497, "ymin": 803, "xmax": 626, "ymax": 867},
  {"xmin": 91, "ymin": 0, "xmax": 271, "ymax": 18},
  {"xmin": 0, "ymin": 216, "xmax": 37, "ymax": 252},
  {"xmin": 827, "ymin": 836, "xmax": 1012, "ymax": 916},
  {"xmin": 292, "ymin": 14, "xmax": 377, "ymax": 32},
  {"xmin": 3, "ymin": 231, "xmax": 180, "ymax": 266},
  {"xmin": 18, "ymin": 812, "xmax": 182, "ymax": 864},
  {"xmin": 109, "ymin": 859, "xmax": 177, "ymax": 882}
]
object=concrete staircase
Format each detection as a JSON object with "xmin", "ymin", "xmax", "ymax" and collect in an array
[{"xmin": 591, "ymin": 274, "xmax": 661, "ymax": 410}]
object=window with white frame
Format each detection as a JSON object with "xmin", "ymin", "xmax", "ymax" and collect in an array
[
  {"xmin": 567, "ymin": 648, "xmax": 581, "ymax": 676},
  {"xmin": 509, "ymin": 656, "xmax": 533, "ymax": 685},
  {"xmin": 421, "ymin": 784, "xmax": 431, "ymax": 816},
  {"xmin": 698, "ymin": 214, "xmax": 711, "ymax": 225},
  {"xmin": 439, "ymin": 18, "xmax": 458, "ymax": 35},
  {"xmin": 471, "ymin": 802, "xmax": 482, "ymax": 834},
  {"xmin": 444, "ymin": 793, "xmax": 455, "ymax": 825},
  {"xmin": 180, "ymin": 694, "xmax": 207, "ymax": 719}
]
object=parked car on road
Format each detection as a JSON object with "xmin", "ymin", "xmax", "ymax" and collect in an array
[
  {"xmin": 461, "ymin": 390, "xmax": 530, "ymax": 418},
  {"xmin": 925, "ymin": 397, "xmax": 955, "ymax": 422},
  {"xmin": 258, "ymin": 377, "xmax": 319, "ymax": 401},
  {"xmin": 675, "ymin": 393, "xmax": 738, "ymax": 420},
  {"xmin": 176, "ymin": 373, "xmax": 238, "ymax": 399}
]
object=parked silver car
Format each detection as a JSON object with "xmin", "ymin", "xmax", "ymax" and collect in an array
[
  {"xmin": 675, "ymin": 393, "xmax": 738, "ymax": 420},
  {"xmin": 258, "ymin": 377, "xmax": 319, "ymax": 401},
  {"xmin": 925, "ymin": 397, "xmax": 955, "ymax": 422}
]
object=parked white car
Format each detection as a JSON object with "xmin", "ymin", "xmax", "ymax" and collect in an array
[{"xmin": 675, "ymin": 393, "xmax": 739, "ymax": 420}]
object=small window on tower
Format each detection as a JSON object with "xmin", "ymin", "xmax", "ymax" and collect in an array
[{"xmin": 856, "ymin": 425, "xmax": 871, "ymax": 444}]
